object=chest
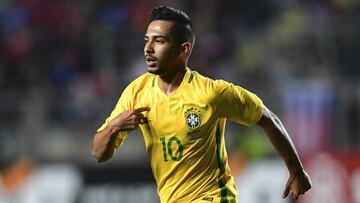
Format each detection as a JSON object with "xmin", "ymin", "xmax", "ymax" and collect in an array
[
  {"xmin": 147, "ymin": 93, "xmax": 214, "ymax": 134},
  {"xmin": 135, "ymin": 85, "xmax": 219, "ymax": 163}
]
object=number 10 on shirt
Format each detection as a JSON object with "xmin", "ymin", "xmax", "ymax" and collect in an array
[{"xmin": 160, "ymin": 136, "xmax": 183, "ymax": 161}]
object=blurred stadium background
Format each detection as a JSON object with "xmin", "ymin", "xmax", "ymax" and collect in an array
[{"xmin": 0, "ymin": 0, "xmax": 359, "ymax": 202}]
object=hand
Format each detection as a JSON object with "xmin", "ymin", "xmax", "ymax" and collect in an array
[
  {"xmin": 109, "ymin": 107, "xmax": 150, "ymax": 132},
  {"xmin": 283, "ymin": 169, "xmax": 312, "ymax": 200}
]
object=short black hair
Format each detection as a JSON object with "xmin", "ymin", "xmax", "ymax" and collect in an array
[{"xmin": 149, "ymin": 6, "xmax": 195, "ymax": 46}]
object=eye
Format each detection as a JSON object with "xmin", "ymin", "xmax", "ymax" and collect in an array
[{"xmin": 155, "ymin": 40, "xmax": 164, "ymax": 44}]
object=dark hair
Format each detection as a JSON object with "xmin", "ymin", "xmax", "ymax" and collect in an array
[{"xmin": 149, "ymin": 6, "xmax": 195, "ymax": 46}]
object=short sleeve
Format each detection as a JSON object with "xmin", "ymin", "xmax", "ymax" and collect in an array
[
  {"xmin": 96, "ymin": 86, "xmax": 133, "ymax": 148},
  {"xmin": 213, "ymin": 80, "xmax": 264, "ymax": 126}
]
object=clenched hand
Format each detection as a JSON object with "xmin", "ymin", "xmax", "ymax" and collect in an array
[
  {"xmin": 283, "ymin": 169, "xmax": 312, "ymax": 200},
  {"xmin": 109, "ymin": 107, "xmax": 150, "ymax": 132}
]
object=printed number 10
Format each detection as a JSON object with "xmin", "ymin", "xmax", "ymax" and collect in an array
[{"xmin": 160, "ymin": 136, "xmax": 183, "ymax": 161}]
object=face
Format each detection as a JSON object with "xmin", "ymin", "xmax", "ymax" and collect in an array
[{"xmin": 144, "ymin": 20, "xmax": 182, "ymax": 75}]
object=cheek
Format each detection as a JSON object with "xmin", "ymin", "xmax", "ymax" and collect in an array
[
  {"xmin": 163, "ymin": 46, "xmax": 179, "ymax": 60},
  {"xmin": 156, "ymin": 47, "xmax": 175, "ymax": 61}
]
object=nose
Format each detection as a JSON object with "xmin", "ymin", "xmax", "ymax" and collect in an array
[{"xmin": 144, "ymin": 42, "xmax": 154, "ymax": 54}]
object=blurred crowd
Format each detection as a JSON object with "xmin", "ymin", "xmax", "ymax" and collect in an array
[
  {"xmin": 0, "ymin": 0, "xmax": 359, "ymax": 170},
  {"xmin": 0, "ymin": 0, "xmax": 359, "ymax": 202}
]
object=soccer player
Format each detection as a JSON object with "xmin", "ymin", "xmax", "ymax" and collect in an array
[{"xmin": 92, "ymin": 6, "xmax": 311, "ymax": 203}]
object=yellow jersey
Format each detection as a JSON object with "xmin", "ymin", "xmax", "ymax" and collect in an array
[{"xmin": 97, "ymin": 68, "xmax": 264, "ymax": 203}]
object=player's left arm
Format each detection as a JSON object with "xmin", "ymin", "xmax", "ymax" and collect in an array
[{"xmin": 257, "ymin": 106, "xmax": 312, "ymax": 200}]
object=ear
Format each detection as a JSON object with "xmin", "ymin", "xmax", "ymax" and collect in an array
[{"xmin": 180, "ymin": 42, "xmax": 192, "ymax": 57}]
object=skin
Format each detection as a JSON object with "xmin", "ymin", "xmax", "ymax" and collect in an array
[
  {"xmin": 144, "ymin": 20, "xmax": 191, "ymax": 95},
  {"xmin": 92, "ymin": 19, "xmax": 311, "ymax": 200},
  {"xmin": 258, "ymin": 107, "xmax": 312, "ymax": 199}
]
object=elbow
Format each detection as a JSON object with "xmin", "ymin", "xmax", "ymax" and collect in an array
[
  {"xmin": 258, "ymin": 107, "xmax": 280, "ymax": 129},
  {"xmin": 91, "ymin": 149, "xmax": 101, "ymax": 162},
  {"xmin": 92, "ymin": 132, "xmax": 116, "ymax": 163},
  {"xmin": 92, "ymin": 133, "xmax": 109, "ymax": 163},
  {"xmin": 96, "ymin": 158, "xmax": 107, "ymax": 163},
  {"xmin": 92, "ymin": 148, "xmax": 107, "ymax": 163}
]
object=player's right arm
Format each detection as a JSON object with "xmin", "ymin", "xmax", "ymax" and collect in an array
[{"xmin": 92, "ymin": 107, "xmax": 150, "ymax": 163}]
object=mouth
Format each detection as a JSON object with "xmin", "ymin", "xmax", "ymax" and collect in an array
[{"xmin": 145, "ymin": 56, "xmax": 157, "ymax": 67}]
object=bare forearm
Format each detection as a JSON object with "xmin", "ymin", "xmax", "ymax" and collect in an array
[
  {"xmin": 257, "ymin": 107, "xmax": 311, "ymax": 199},
  {"xmin": 259, "ymin": 108, "xmax": 304, "ymax": 174},
  {"xmin": 92, "ymin": 107, "xmax": 150, "ymax": 162},
  {"xmin": 92, "ymin": 126, "xmax": 119, "ymax": 162}
]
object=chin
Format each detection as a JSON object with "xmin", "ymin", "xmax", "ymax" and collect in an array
[{"xmin": 147, "ymin": 67, "xmax": 162, "ymax": 75}]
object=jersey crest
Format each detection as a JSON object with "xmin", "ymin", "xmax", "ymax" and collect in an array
[{"xmin": 185, "ymin": 108, "xmax": 201, "ymax": 130}]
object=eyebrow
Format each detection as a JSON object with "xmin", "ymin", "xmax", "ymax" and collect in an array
[{"xmin": 144, "ymin": 35, "xmax": 167, "ymax": 40}]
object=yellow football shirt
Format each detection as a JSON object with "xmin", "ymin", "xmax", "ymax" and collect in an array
[{"xmin": 97, "ymin": 68, "xmax": 264, "ymax": 203}]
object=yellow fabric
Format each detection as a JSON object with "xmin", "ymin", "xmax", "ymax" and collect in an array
[{"xmin": 97, "ymin": 68, "xmax": 264, "ymax": 203}]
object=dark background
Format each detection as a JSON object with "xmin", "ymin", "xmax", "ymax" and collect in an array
[{"xmin": 0, "ymin": 0, "xmax": 359, "ymax": 202}]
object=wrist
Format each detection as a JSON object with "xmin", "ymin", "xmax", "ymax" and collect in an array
[
  {"xmin": 288, "ymin": 164, "xmax": 305, "ymax": 176},
  {"xmin": 107, "ymin": 123, "xmax": 120, "ymax": 135},
  {"xmin": 286, "ymin": 158, "xmax": 304, "ymax": 175}
]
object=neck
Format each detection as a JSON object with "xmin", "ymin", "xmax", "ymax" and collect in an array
[{"xmin": 158, "ymin": 67, "xmax": 187, "ymax": 95}]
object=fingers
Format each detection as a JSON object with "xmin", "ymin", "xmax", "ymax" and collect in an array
[
  {"xmin": 132, "ymin": 107, "xmax": 150, "ymax": 125},
  {"xmin": 283, "ymin": 171, "xmax": 312, "ymax": 200},
  {"xmin": 285, "ymin": 180, "xmax": 307, "ymax": 200},
  {"xmin": 282, "ymin": 185, "xmax": 290, "ymax": 199},
  {"xmin": 121, "ymin": 124, "xmax": 139, "ymax": 131},
  {"xmin": 285, "ymin": 188, "xmax": 300, "ymax": 200},
  {"xmin": 292, "ymin": 190, "xmax": 300, "ymax": 200},
  {"xmin": 133, "ymin": 106, "xmax": 151, "ymax": 113},
  {"xmin": 282, "ymin": 180, "xmax": 300, "ymax": 200},
  {"xmin": 295, "ymin": 182, "xmax": 309, "ymax": 199},
  {"xmin": 133, "ymin": 113, "xmax": 144, "ymax": 122},
  {"xmin": 282, "ymin": 178, "xmax": 291, "ymax": 198},
  {"xmin": 110, "ymin": 107, "xmax": 150, "ymax": 131},
  {"xmin": 133, "ymin": 112, "xmax": 150, "ymax": 125},
  {"xmin": 139, "ymin": 117, "xmax": 149, "ymax": 124}
]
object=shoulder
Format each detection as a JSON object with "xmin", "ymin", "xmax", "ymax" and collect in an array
[
  {"xmin": 123, "ymin": 72, "xmax": 155, "ymax": 94},
  {"xmin": 192, "ymin": 70, "xmax": 256, "ymax": 99},
  {"xmin": 192, "ymin": 71, "xmax": 232, "ymax": 93},
  {"xmin": 190, "ymin": 70, "xmax": 217, "ymax": 90},
  {"xmin": 128, "ymin": 72, "xmax": 155, "ymax": 88},
  {"xmin": 117, "ymin": 72, "xmax": 154, "ymax": 108},
  {"xmin": 188, "ymin": 70, "xmax": 235, "ymax": 104}
]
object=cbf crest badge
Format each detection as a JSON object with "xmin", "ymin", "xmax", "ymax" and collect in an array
[{"xmin": 185, "ymin": 108, "xmax": 201, "ymax": 131}]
